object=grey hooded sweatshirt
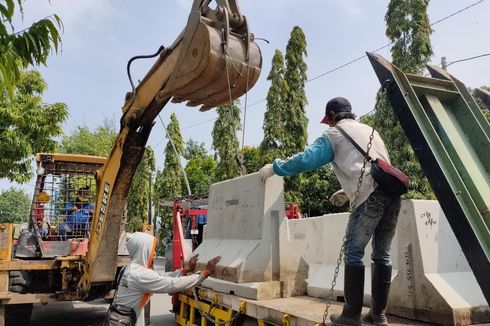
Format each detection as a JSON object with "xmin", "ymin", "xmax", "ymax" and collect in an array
[{"xmin": 113, "ymin": 232, "xmax": 206, "ymax": 326}]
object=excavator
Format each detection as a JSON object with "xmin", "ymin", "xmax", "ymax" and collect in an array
[{"xmin": 0, "ymin": 0, "xmax": 262, "ymax": 324}]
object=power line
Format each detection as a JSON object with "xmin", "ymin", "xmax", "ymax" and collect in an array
[
  {"xmin": 445, "ymin": 53, "xmax": 490, "ymax": 68},
  {"xmin": 177, "ymin": 0, "xmax": 487, "ymax": 132}
]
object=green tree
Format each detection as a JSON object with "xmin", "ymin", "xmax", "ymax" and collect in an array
[
  {"xmin": 260, "ymin": 49, "xmax": 288, "ymax": 164},
  {"xmin": 282, "ymin": 26, "xmax": 309, "ymax": 205},
  {"xmin": 471, "ymin": 86, "xmax": 490, "ymax": 122},
  {"xmin": 241, "ymin": 146, "xmax": 262, "ymax": 174},
  {"xmin": 185, "ymin": 156, "xmax": 216, "ymax": 195},
  {"xmin": 283, "ymin": 26, "xmax": 308, "ymax": 156},
  {"xmin": 60, "ymin": 119, "xmax": 117, "ymax": 156},
  {"xmin": 183, "ymin": 138, "xmax": 208, "ymax": 160},
  {"xmin": 154, "ymin": 113, "xmax": 185, "ymax": 252},
  {"xmin": 0, "ymin": 0, "xmax": 62, "ymax": 97},
  {"xmin": 212, "ymin": 100, "xmax": 242, "ymax": 181},
  {"xmin": 0, "ymin": 70, "xmax": 68, "ymax": 182},
  {"xmin": 372, "ymin": 0, "xmax": 434, "ymax": 198},
  {"xmin": 300, "ymin": 167, "xmax": 344, "ymax": 217},
  {"xmin": 127, "ymin": 147, "xmax": 155, "ymax": 232},
  {"xmin": 0, "ymin": 187, "xmax": 30, "ymax": 223}
]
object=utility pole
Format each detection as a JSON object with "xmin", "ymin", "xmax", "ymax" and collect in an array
[{"xmin": 441, "ymin": 56, "xmax": 448, "ymax": 70}]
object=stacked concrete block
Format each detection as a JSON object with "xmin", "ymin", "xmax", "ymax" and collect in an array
[
  {"xmin": 388, "ymin": 200, "xmax": 489, "ymax": 325},
  {"xmin": 194, "ymin": 173, "xmax": 308, "ymax": 299},
  {"xmin": 286, "ymin": 200, "xmax": 489, "ymax": 325}
]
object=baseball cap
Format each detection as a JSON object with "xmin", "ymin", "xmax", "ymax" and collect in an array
[{"xmin": 320, "ymin": 97, "xmax": 352, "ymax": 124}]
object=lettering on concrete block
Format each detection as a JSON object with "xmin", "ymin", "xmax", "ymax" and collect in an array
[
  {"xmin": 404, "ymin": 246, "xmax": 414, "ymax": 297},
  {"xmin": 420, "ymin": 211, "xmax": 437, "ymax": 229},
  {"xmin": 226, "ymin": 199, "xmax": 239, "ymax": 206}
]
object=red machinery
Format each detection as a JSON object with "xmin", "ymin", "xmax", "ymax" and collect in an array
[
  {"xmin": 285, "ymin": 203, "xmax": 303, "ymax": 220},
  {"xmin": 171, "ymin": 199, "xmax": 208, "ymax": 271}
]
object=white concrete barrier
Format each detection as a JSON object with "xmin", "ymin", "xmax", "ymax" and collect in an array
[
  {"xmin": 194, "ymin": 173, "xmax": 308, "ymax": 299},
  {"xmin": 288, "ymin": 213, "xmax": 398, "ymax": 302},
  {"xmin": 388, "ymin": 200, "xmax": 489, "ymax": 325},
  {"xmin": 286, "ymin": 200, "xmax": 489, "ymax": 325}
]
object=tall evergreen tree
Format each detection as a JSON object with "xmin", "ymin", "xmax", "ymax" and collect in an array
[
  {"xmin": 154, "ymin": 113, "xmax": 184, "ymax": 251},
  {"xmin": 260, "ymin": 49, "xmax": 288, "ymax": 164},
  {"xmin": 372, "ymin": 0, "xmax": 434, "ymax": 198},
  {"xmin": 127, "ymin": 147, "xmax": 155, "ymax": 232},
  {"xmin": 212, "ymin": 100, "xmax": 242, "ymax": 181},
  {"xmin": 283, "ymin": 26, "xmax": 308, "ymax": 156},
  {"xmin": 282, "ymin": 26, "xmax": 309, "ymax": 205}
]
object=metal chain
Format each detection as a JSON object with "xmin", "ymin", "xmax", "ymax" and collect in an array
[
  {"xmin": 191, "ymin": 287, "xmax": 243, "ymax": 325},
  {"xmin": 322, "ymin": 127, "xmax": 376, "ymax": 325}
]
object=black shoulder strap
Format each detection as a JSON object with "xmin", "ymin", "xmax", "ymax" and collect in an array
[
  {"xmin": 117, "ymin": 266, "xmax": 126, "ymax": 287},
  {"xmin": 335, "ymin": 125, "xmax": 373, "ymax": 161}
]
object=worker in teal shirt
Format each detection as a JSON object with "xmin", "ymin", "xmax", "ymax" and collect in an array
[{"xmin": 259, "ymin": 97, "xmax": 401, "ymax": 326}]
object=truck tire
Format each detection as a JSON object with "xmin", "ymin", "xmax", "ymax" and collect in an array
[{"xmin": 5, "ymin": 303, "xmax": 33, "ymax": 326}]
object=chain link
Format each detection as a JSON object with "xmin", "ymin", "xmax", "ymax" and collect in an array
[
  {"xmin": 322, "ymin": 127, "xmax": 376, "ymax": 325},
  {"xmin": 191, "ymin": 287, "xmax": 243, "ymax": 325}
]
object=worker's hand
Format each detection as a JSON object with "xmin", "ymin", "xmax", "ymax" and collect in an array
[
  {"xmin": 187, "ymin": 254, "xmax": 199, "ymax": 273},
  {"xmin": 204, "ymin": 256, "xmax": 221, "ymax": 275},
  {"xmin": 329, "ymin": 189, "xmax": 349, "ymax": 207},
  {"xmin": 258, "ymin": 164, "xmax": 275, "ymax": 182}
]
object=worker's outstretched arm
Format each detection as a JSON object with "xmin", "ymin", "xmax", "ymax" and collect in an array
[{"xmin": 273, "ymin": 135, "xmax": 334, "ymax": 176}]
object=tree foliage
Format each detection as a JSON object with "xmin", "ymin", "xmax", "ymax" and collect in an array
[
  {"xmin": 241, "ymin": 146, "xmax": 262, "ymax": 174},
  {"xmin": 0, "ymin": 0, "xmax": 63, "ymax": 97},
  {"xmin": 127, "ymin": 147, "xmax": 155, "ymax": 232},
  {"xmin": 0, "ymin": 187, "xmax": 30, "ymax": 223},
  {"xmin": 183, "ymin": 138, "xmax": 207, "ymax": 161},
  {"xmin": 373, "ymin": 0, "xmax": 434, "ymax": 199},
  {"xmin": 283, "ymin": 26, "xmax": 308, "ymax": 157},
  {"xmin": 300, "ymin": 167, "xmax": 344, "ymax": 217},
  {"xmin": 60, "ymin": 119, "xmax": 117, "ymax": 156},
  {"xmin": 0, "ymin": 70, "xmax": 68, "ymax": 182},
  {"xmin": 185, "ymin": 156, "xmax": 216, "ymax": 195},
  {"xmin": 260, "ymin": 49, "xmax": 288, "ymax": 164},
  {"xmin": 154, "ymin": 113, "xmax": 185, "ymax": 251},
  {"xmin": 471, "ymin": 86, "xmax": 490, "ymax": 122},
  {"xmin": 212, "ymin": 100, "xmax": 242, "ymax": 181},
  {"xmin": 282, "ymin": 26, "xmax": 309, "ymax": 206}
]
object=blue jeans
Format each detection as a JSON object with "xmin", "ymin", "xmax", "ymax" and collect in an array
[{"xmin": 344, "ymin": 188, "xmax": 401, "ymax": 266}]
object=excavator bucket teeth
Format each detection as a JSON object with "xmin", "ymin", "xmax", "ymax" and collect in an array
[{"xmin": 161, "ymin": 3, "xmax": 262, "ymax": 109}]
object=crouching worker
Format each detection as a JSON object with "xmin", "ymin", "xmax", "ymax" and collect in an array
[{"xmin": 104, "ymin": 232, "xmax": 221, "ymax": 326}]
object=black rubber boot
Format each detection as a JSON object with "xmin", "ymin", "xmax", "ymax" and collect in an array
[
  {"xmin": 363, "ymin": 263, "xmax": 392, "ymax": 326},
  {"xmin": 330, "ymin": 264, "xmax": 365, "ymax": 326}
]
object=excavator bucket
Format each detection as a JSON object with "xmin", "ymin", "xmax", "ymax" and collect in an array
[{"xmin": 161, "ymin": 0, "xmax": 262, "ymax": 111}]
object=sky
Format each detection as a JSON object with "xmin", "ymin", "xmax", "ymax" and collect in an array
[{"xmin": 2, "ymin": 0, "xmax": 489, "ymax": 194}]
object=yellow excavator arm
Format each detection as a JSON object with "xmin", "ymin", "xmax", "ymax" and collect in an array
[{"xmin": 78, "ymin": 0, "xmax": 261, "ymax": 296}]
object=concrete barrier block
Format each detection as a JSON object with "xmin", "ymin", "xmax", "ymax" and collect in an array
[
  {"xmin": 388, "ymin": 200, "xmax": 489, "ymax": 325},
  {"xmin": 194, "ymin": 173, "xmax": 308, "ymax": 289}
]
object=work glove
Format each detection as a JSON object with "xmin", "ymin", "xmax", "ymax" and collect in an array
[
  {"xmin": 258, "ymin": 164, "xmax": 275, "ymax": 182},
  {"xmin": 329, "ymin": 189, "xmax": 349, "ymax": 207}
]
